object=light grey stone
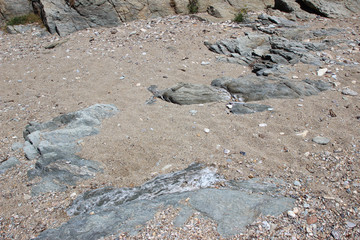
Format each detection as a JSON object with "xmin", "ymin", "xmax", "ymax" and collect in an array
[
  {"xmin": 312, "ymin": 136, "xmax": 330, "ymax": 145},
  {"xmin": 23, "ymin": 141, "xmax": 39, "ymax": 160},
  {"xmin": 0, "ymin": 157, "xmax": 20, "ymax": 174},
  {"xmin": 11, "ymin": 142, "xmax": 23, "ymax": 151}
]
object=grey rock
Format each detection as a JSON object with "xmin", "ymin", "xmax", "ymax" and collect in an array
[
  {"xmin": 35, "ymin": 164, "xmax": 295, "ymax": 239},
  {"xmin": 342, "ymin": 88, "xmax": 358, "ymax": 96},
  {"xmin": 300, "ymin": 0, "xmax": 353, "ymax": 18},
  {"xmin": 11, "ymin": 142, "xmax": 23, "ymax": 151},
  {"xmin": 23, "ymin": 104, "xmax": 119, "ymax": 195},
  {"xmin": 0, "ymin": 157, "xmax": 20, "ymax": 174},
  {"xmin": 211, "ymin": 76, "xmax": 331, "ymax": 102},
  {"xmin": 23, "ymin": 141, "xmax": 40, "ymax": 160},
  {"xmin": 147, "ymin": 83, "xmax": 231, "ymax": 105},
  {"xmin": 312, "ymin": 136, "xmax": 330, "ymax": 145},
  {"xmin": 230, "ymin": 103, "xmax": 273, "ymax": 114},
  {"xmin": 293, "ymin": 180, "xmax": 301, "ymax": 186},
  {"xmin": 0, "ymin": 0, "xmax": 33, "ymax": 24},
  {"xmin": 345, "ymin": 221, "xmax": 356, "ymax": 228}
]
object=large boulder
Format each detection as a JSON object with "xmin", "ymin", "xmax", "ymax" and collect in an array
[{"xmin": 275, "ymin": 0, "xmax": 360, "ymax": 18}]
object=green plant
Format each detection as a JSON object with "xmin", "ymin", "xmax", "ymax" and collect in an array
[
  {"xmin": 187, "ymin": 0, "xmax": 199, "ymax": 14},
  {"xmin": 233, "ymin": 9, "xmax": 248, "ymax": 23},
  {"xmin": 6, "ymin": 13, "xmax": 42, "ymax": 26}
]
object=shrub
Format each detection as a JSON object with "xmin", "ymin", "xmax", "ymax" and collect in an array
[
  {"xmin": 187, "ymin": 0, "xmax": 199, "ymax": 14},
  {"xmin": 6, "ymin": 13, "xmax": 42, "ymax": 26},
  {"xmin": 233, "ymin": 9, "xmax": 248, "ymax": 23}
]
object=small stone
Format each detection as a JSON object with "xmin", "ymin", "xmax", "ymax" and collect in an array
[
  {"xmin": 288, "ymin": 210, "xmax": 297, "ymax": 218},
  {"xmin": 201, "ymin": 61, "xmax": 210, "ymax": 65},
  {"xmin": 303, "ymin": 203, "xmax": 310, "ymax": 208},
  {"xmin": 70, "ymin": 192, "xmax": 77, "ymax": 199},
  {"xmin": 259, "ymin": 123, "xmax": 267, "ymax": 127},
  {"xmin": 23, "ymin": 194, "xmax": 31, "ymax": 200},
  {"xmin": 293, "ymin": 180, "xmax": 301, "ymax": 186},
  {"xmin": 189, "ymin": 110, "xmax": 197, "ymax": 116},
  {"xmin": 262, "ymin": 221, "xmax": 271, "ymax": 231},
  {"xmin": 317, "ymin": 68, "xmax": 328, "ymax": 76},
  {"xmin": 331, "ymin": 230, "xmax": 340, "ymax": 240},
  {"xmin": 342, "ymin": 88, "xmax": 358, "ymax": 96},
  {"xmin": 292, "ymin": 75, "xmax": 299, "ymax": 79},
  {"xmin": 296, "ymin": 130, "xmax": 308, "ymax": 137},
  {"xmin": 345, "ymin": 221, "xmax": 356, "ymax": 228},
  {"xmin": 312, "ymin": 136, "xmax": 330, "ymax": 145},
  {"xmin": 293, "ymin": 207, "xmax": 299, "ymax": 214},
  {"xmin": 110, "ymin": 29, "xmax": 118, "ymax": 34},
  {"xmin": 204, "ymin": 128, "xmax": 210, "ymax": 133},
  {"xmin": 224, "ymin": 149, "xmax": 230, "ymax": 154},
  {"xmin": 119, "ymin": 76, "xmax": 125, "ymax": 80},
  {"xmin": 307, "ymin": 215, "xmax": 317, "ymax": 224}
]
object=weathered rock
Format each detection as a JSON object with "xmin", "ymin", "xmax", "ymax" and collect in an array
[
  {"xmin": 147, "ymin": 82, "xmax": 231, "ymax": 105},
  {"xmin": 211, "ymin": 76, "xmax": 332, "ymax": 102},
  {"xmin": 342, "ymin": 88, "xmax": 358, "ymax": 96},
  {"xmin": 32, "ymin": 0, "xmax": 274, "ymax": 36},
  {"xmin": 23, "ymin": 140, "xmax": 40, "ymax": 160},
  {"xmin": 35, "ymin": 164, "xmax": 295, "ymax": 239},
  {"xmin": 274, "ymin": 0, "xmax": 360, "ymax": 18},
  {"xmin": 11, "ymin": 141, "xmax": 24, "ymax": 151},
  {"xmin": 230, "ymin": 103, "xmax": 273, "ymax": 114},
  {"xmin": 0, "ymin": 157, "xmax": 20, "ymax": 174},
  {"xmin": 0, "ymin": 0, "xmax": 33, "ymax": 24},
  {"xmin": 24, "ymin": 104, "xmax": 119, "ymax": 195}
]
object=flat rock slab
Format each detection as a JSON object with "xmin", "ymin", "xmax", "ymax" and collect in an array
[
  {"xmin": 0, "ymin": 157, "xmax": 20, "ymax": 175},
  {"xmin": 23, "ymin": 104, "xmax": 119, "ymax": 195},
  {"xmin": 211, "ymin": 76, "xmax": 332, "ymax": 102},
  {"xmin": 147, "ymin": 82, "xmax": 231, "ymax": 105},
  {"xmin": 35, "ymin": 163, "xmax": 295, "ymax": 239},
  {"xmin": 230, "ymin": 103, "xmax": 273, "ymax": 114}
]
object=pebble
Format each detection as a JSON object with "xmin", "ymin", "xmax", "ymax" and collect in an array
[
  {"xmin": 317, "ymin": 68, "xmax": 327, "ymax": 76},
  {"xmin": 312, "ymin": 136, "xmax": 330, "ymax": 145},
  {"xmin": 342, "ymin": 88, "xmax": 358, "ymax": 96},
  {"xmin": 201, "ymin": 61, "xmax": 210, "ymax": 65},
  {"xmin": 189, "ymin": 110, "xmax": 197, "ymax": 116},
  {"xmin": 345, "ymin": 221, "xmax": 356, "ymax": 228},
  {"xmin": 204, "ymin": 128, "xmax": 210, "ymax": 133},
  {"xmin": 293, "ymin": 180, "xmax": 301, "ymax": 186},
  {"xmin": 223, "ymin": 149, "xmax": 230, "ymax": 154},
  {"xmin": 287, "ymin": 210, "xmax": 297, "ymax": 218},
  {"xmin": 259, "ymin": 123, "xmax": 267, "ymax": 127},
  {"xmin": 262, "ymin": 221, "xmax": 271, "ymax": 231},
  {"xmin": 303, "ymin": 203, "xmax": 310, "ymax": 208},
  {"xmin": 331, "ymin": 230, "xmax": 340, "ymax": 240},
  {"xmin": 306, "ymin": 215, "xmax": 317, "ymax": 224},
  {"xmin": 296, "ymin": 130, "xmax": 308, "ymax": 137}
]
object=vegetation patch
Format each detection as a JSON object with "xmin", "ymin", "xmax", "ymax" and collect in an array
[
  {"xmin": 233, "ymin": 9, "xmax": 248, "ymax": 23},
  {"xmin": 6, "ymin": 13, "xmax": 42, "ymax": 26},
  {"xmin": 187, "ymin": 0, "xmax": 199, "ymax": 14}
]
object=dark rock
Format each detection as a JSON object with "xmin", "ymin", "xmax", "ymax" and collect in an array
[
  {"xmin": 0, "ymin": 157, "xmax": 20, "ymax": 174},
  {"xmin": 230, "ymin": 103, "xmax": 273, "ymax": 114},
  {"xmin": 147, "ymin": 82, "xmax": 231, "ymax": 105},
  {"xmin": 211, "ymin": 76, "xmax": 331, "ymax": 102},
  {"xmin": 24, "ymin": 104, "xmax": 119, "ymax": 195},
  {"xmin": 35, "ymin": 164, "xmax": 295, "ymax": 239}
]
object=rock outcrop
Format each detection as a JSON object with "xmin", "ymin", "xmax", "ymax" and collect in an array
[
  {"xmin": 0, "ymin": 0, "xmax": 33, "ymax": 24},
  {"xmin": 23, "ymin": 104, "xmax": 119, "ymax": 195},
  {"xmin": 35, "ymin": 163, "xmax": 295, "ymax": 239}
]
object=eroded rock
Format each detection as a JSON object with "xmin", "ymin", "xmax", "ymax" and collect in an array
[
  {"xmin": 35, "ymin": 163, "xmax": 295, "ymax": 239},
  {"xmin": 24, "ymin": 104, "xmax": 119, "ymax": 195}
]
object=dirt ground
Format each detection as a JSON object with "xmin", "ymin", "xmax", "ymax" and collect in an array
[{"xmin": 0, "ymin": 10, "xmax": 359, "ymax": 239}]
